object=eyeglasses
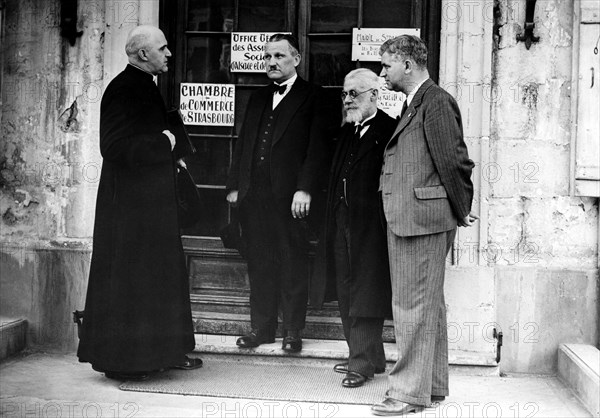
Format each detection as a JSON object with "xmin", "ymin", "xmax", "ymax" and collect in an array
[{"xmin": 340, "ymin": 88, "xmax": 374, "ymax": 100}]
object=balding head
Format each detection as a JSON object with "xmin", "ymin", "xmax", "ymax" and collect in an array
[{"xmin": 125, "ymin": 25, "xmax": 172, "ymax": 75}]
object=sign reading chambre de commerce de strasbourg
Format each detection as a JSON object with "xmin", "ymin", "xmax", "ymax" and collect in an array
[
  {"xmin": 179, "ymin": 83, "xmax": 235, "ymax": 126},
  {"xmin": 178, "ymin": 29, "xmax": 419, "ymax": 126}
]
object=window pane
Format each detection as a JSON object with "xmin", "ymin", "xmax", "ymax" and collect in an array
[
  {"xmin": 238, "ymin": 0, "xmax": 285, "ymax": 31},
  {"xmin": 311, "ymin": 0, "xmax": 357, "ymax": 33},
  {"xmin": 309, "ymin": 38, "xmax": 353, "ymax": 86},
  {"xmin": 321, "ymin": 87, "xmax": 344, "ymax": 129},
  {"xmin": 360, "ymin": 61, "xmax": 384, "ymax": 77},
  {"xmin": 363, "ymin": 0, "xmax": 413, "ymax": 27},
  {"xmin": 187, "ymin": 138, "xmax": 231, "ymax": 185},
  {"xmin": 187, "ymin": 36, "xmax": 233, "ymax": 83},
  {"xmin": 181, "ymin": 188, "xmax": 228, "ymax": 237},
  {"xmin": 188, "ymin": 0, "xmax": 235, "ymax": 32}
]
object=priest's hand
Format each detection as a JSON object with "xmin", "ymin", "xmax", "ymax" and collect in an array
[{"xmin": 291, "ymin": 190, "xmax": 311, "ymax": 219}]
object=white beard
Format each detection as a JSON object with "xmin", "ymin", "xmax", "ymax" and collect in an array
[{"xmin": 345, "ymin": 108, "xmax": 363, "ymax": 124}]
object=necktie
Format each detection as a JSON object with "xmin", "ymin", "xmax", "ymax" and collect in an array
[
  {"xmin": 400, "ymin": 100, "xmax": 408, "ymax": 118},
  {"xmin": 271, "ymin": 83, "xmax": 287, "ymax": 95},
  {"xmin": 355, "ymin": 119, "xmax": 372, "ymax": 137}
]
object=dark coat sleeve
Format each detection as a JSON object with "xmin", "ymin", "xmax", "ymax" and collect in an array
[
  {"xmin": 225, "ymin": 92, "xmax": 254, "ymax": 192},
  {"xmin": 100, "ymin": 83, "xmax": 173, "ymax": 169}
]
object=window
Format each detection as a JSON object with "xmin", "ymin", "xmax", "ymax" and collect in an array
[
  {"xmin": 160, "ymin": 0, "xmax": 441, "ymax": 238},
  {"xmin": 572, "ymin": 0, "xmax": 600, "ymax": 197}
]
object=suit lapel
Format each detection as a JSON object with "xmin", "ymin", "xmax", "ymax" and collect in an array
[
  {"xmin": 272, "ymin": 77, "xmax": 310, "ymax": 145},
  {"xmin": 386, "ymin": 79, "xmax": 435, "ymax": 147}
]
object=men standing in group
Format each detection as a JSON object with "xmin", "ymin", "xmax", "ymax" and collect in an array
[
  {"xmin": 372, "ymin": 35, "xmax": 478, "ymax": 415},
  {"xmin": 77, "ymin": 25, "xmax": 202, "ymax": 380},
  {"xmin": 311, "ymin": 69, "xmax": 396, "ymax": 388},
  {"xmin": 226, "ymin": 34, "xmax": 329, "ymax": 352}
]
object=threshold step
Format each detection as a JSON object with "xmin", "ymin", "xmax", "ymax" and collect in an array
[
  {"xmin": 0, "ymin": 317, "xmax": 27, "ymax": 361},
  {"xmin": 558, "ymin": 343, "xmax": 600, "ymax": 417},
  {"xmin": 192, "ymin": 334, "xmax": 499, "ymax": 375}
]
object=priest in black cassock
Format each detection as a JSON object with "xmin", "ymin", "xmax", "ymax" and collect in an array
[{"xmin": 77, "ymin": 25, "xmax": 201, "ymax": 380}]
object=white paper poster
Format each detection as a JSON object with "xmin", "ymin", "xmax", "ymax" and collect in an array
[
  {"xmin": 179, "ymin": 83, "xmax": 235, "ymax": 126},
  {"xmin": 352, "ymin": 28, "xmax": 421, "ymax": 61},
  {"xmin": 377, "ymin": 79, "xmax": 406, "ymax": 119},
  {"xmin": 230, "ymin": 32, "xmax": 281, "ymax": 73}
]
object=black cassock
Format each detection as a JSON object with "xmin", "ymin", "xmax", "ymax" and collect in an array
[{"xmin": 77, "ymin": 65, "xmax": 194, "ymax": 372}]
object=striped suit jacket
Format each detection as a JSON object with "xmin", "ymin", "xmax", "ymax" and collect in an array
[{"xmin": 380, "ymin": 79, "xmax": 474, "ymax": 237}]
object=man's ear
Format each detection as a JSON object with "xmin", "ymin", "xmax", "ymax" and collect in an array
[
  {"xmin": 138, "ymin": 49, "xmax": 148, "ymax": 62},
  {"xmin": 293, "ymin": 54, "xmax": 301, "ymax": 67}
]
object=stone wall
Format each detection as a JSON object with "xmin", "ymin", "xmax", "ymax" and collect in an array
[
  {"xmin": 0, "ymin": 0, "xmax": 103, "ymax": 351},
  {"xmin": 0, "ymin": 0, "xmax": 597, "ymax": 372},
  {"xmin": 490, "ymin": 0, "xmax": 599, "ymax": 373}
]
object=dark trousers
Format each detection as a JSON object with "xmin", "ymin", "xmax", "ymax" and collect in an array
[
  {"xmin": 334, "ymin": 203, "xmax": 386, "ymax": 377},
  {"xmin": 239, "ymin": 192, "xmax": 309, "ymax": 332}
]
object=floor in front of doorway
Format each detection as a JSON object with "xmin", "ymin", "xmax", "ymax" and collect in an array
[{"xmin": 0, "ymin": 339, "xmax": 592, "ymax": 417}]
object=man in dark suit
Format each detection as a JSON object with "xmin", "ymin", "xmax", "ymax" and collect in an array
[
  {"xmin": 226, "ymin": 34, "xmax": 329, "ymax": 352},
  {"xmin": 77, "ymin": 25, "xmax": 202, "ymax": 380},
  {"xmin": 312, "ymin": 69, "xmax": 395, "ymax": 388},
  {"xmin": 371, "ymin": 35, "xmax": 478, "ymax": 415}
]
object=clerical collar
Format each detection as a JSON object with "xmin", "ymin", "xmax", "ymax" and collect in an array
[{"xmin": 128, "ymin": 63, "xmax": 155, "ymax": 79}]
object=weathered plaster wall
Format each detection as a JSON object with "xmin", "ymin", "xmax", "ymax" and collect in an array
[
  {"xmin": 491, "ymin": 0, "xmax": 599, "ymax": 373},
  {"xmin": 0, "ymin": 0, "xmax": 103, "ymax": 351},
  {"xmin": 1, "ymin": 0, "xmax": 103, "ymax": 241}
]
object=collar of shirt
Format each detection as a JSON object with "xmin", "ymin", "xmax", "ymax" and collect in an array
[
  {"xmin": 274, "ymin": 74, "xmax": 297, "ymax": 95},
  {"xmin": 405, "ymin": 78, "xmax": 428, "ymax": 106},
  {"xmin": 354, "ymin": 111, "xmax": 377, "ymax": 137},
  {"xmin": 272, "ymin": 74, "xmax": 297, "ymax": 109}
]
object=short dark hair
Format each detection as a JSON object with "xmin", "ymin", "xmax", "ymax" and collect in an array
[
  {"xmin": 268, "ymin": 33, "xmax": 300, "ymax": 55},
  {"xmin": 379, "ymin": 35, "xmax": 428, "ymax": 69}
]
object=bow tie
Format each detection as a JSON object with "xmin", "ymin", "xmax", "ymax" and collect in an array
[{"xmin": 271, "ymin": 83, "xmax": 287, "ymax": 95}]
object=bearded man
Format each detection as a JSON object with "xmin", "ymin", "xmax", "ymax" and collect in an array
[{"xmin": 311, "ymin": 68, "xmax": 396, "ymax": 388}]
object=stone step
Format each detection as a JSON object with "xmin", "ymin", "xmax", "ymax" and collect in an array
[
  {"xmin": 558, "ymin": 343, "xmax": 600, "ymax": 417},
  {"xmin": 192, "ymin": 310, "xmax": 396, "ymax": 342},
  {"xmin": 192, "ymin": 334, "xmax": 500, "ymax": 376},
  {"xmin": 0, "ymin": 317, "xmax": 27, "ymax": 361}
]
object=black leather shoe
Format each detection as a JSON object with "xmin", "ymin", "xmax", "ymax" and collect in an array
[
  {"xmin": 342, "ymin": 371, "xmax": 370, "ymax": 388},
  {"xmin": 334, "ymin": 362, "xmax": 385, "ymax": 374},
  {"xmin": 371, "ymin": 398, "xmax": 424, "ymax": 416},
  {"xmin": 281, "ymin": 330, "xmax": 302, "ymax": 352},
  {"xmin": 333, "ymin": 362, "xmax": 349, "ymax": 374},
  {"xmin": 172, "ymin": 356, "xmax": 203, "ymax": 370},
  {"xmin": 104, "ymin": 371, "xmax": 149, "ymax": 381},
  {"xmin": 431, "ymin": 395, "xmax": 446, "ymax": 403},
  {"xmin": 236, "ymin": 329, "xmax": 275, "ymax": 348}
]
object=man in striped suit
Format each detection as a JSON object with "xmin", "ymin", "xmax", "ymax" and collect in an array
[{"xmin": 371, "ymin": 35, "xmax": 478, "ymax": 416}]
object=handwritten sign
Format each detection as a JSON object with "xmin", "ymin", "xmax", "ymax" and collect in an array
[
  {"xmin": 230, "ymin": 32, "xmax": 282, "ymax": 73},
  {"xmin": 179, "ymin": 83, "xmax": 235, "ymax": 126},
  {"xmin": 352, "ymin": 28, "xmax": 421, "ymax": 61},
  {"xmin": 377, "ymin": 79, "xmax": 406, "ymax": 119}
]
